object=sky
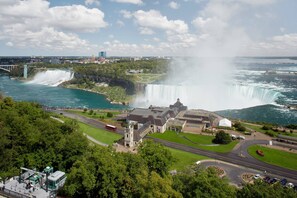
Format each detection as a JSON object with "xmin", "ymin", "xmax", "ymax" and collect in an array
[{"xmin": 0, "ymin": 0, "xmax": 297, "ymax": 56}]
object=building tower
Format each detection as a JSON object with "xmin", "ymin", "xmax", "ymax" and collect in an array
[
  {"xmin": 23, "ymin": 64, "xmax": 28, "ymax": 79},
  {"xmin": 98, "ymin": 51, "xmax": 107, "ymax": 58},
  {"xmin": 124, "ymin": 123, "xmax": 134, "ymax": 147}
]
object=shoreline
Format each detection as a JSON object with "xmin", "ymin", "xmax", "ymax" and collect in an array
[{"xmin": 61, "ymin": 84, "xmax": 132, "ymax": 106}]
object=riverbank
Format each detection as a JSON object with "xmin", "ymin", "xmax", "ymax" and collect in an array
[{"xmin": 62, "ymin": 83, "xmax": 133, "ymax": 105}]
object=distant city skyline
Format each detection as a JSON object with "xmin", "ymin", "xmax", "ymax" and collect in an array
[{"xmin": 0, "ymin": 0, "xmax": 296, "ymax": 57}]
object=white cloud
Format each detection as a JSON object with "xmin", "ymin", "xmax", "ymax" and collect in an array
[
  {"xmin": 239, "ymin": 0, "xmax": 276, "ymax": 6},
  {"xmin": 245, "ymin": 34, "xmax": 297, "ymax": 56},
  {"xmin": 2, "ymin": 27, "xmax": 94, "ymax": 51},
  {"xmin": 0, "ymin": 0, "xmax": 107, "ymax": 52},
  {"xmin": 6, "ymin": 42, "xmax": 13, "ymax": 47},
  {"xmin": 85, "ymin": 0, "xmax": 100, "ymax": 6},
  {"xmin": 139, "ymin": 27, "xmax": 155, "ymax": 35},
  {"xmin": 116, "ymin": 20, "xmax": 125, "ymax": 27},
  {"xmin": 169, "ymin": 2, "xmax": 180, "ymax": 9},
  {"xmin": 120, "ymin": 10, "xmax": 132, "ymax": 19},
  {"xmin": 48, "ymin": 5, "xmax": 107, "ymax": 32},
  {"xmin": 112, "ymin": 0, "xmax": 143, "ymax": 5},
  {"xmin": 132, "ymin": 10, "xmax": 188, "ymax": 34}
]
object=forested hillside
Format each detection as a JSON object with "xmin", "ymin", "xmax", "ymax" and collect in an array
[{"xmin": 0, "ymin": 97, "xmax": 89, "ymax": 181}]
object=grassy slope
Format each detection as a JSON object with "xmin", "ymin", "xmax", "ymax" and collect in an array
[
  {"xmin": 149, "ymin": 131, "xmax": 238, "ymax": 153},
  {"xmin": 248, "ymin": 145, "xmax": 297, "ymax": 171},
  {"xmin": 167, "ymin": 147, "xmax": 209, "ymax": 170},
  {"xmin": 78, "ymin": 122, "xmax": 122, "ymax": 145},
  {"xmin": 241, "ymin": 122, "xmax": 297, "ymax": 137}
]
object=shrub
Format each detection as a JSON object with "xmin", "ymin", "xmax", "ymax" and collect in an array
[
  {"xmin": 88, "ymin": 109, "xmax": 94, "ymax": 115},
  {"xmin": 213, "ymin": 130, "xmax": 232, "ymax": 144},
  {"xmin": 262, "ymin": 125, "xmax": 270, "ymax": 130},
  {"xmin": 107, "ymin": 112, "xmax": 113, "ymax": 118},
  {"xmin": 265, "ymin": 131, "xmax": 275, "ymax": 137}
]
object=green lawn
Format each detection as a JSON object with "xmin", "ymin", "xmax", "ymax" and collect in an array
[
  {"xmin": 241, "ymin": 123, "xmax": 277, "ymax": 134},
  {"xmin": 248, "ymin": 145, "xmax": 297, "ymax": 171},
  {"xmin": 167, "ymin": 147, "xmax": 209, "ymax": 170},
  {"xmin": 149, "ymin": 131, "xmax": 238, "ymax": 153},
  {"xmin": 66, "ymin": 109, "xmax": 120, "ymax": 119},
  {"xmin": 78, "ymin": 122, "xmax": 122, "ymax": 145},
  {"xmin": 241, "ymin": 122, "xmax": 297, "ymax": 137}
]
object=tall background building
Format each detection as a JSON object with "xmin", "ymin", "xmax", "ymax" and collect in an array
[{"xmin": 98, "ymin": 51, "xmax": 106, "ymax": 58}]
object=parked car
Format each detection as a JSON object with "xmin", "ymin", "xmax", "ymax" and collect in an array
[
  {"xmin": 286, "ymin": 183, "xmax": 294, "ymax": 188},
  {"xmin": 263, "ymin": 176, "xmax": 270, "ymax": 183},
  {"xmin": 231, "ymin": 134, "xmax": 237, "ymax": 140},
  {"xmin": 253, "ymin": 174, "xmax": 261, "ymax": 180},
  {"xmin": 269, "ymin": 178, "xmax": 278, "ymax": 184},
  {"xmin": 280, "ymin": 178, "xmax": 287, "ymax": 186},
  {"xmin": 237, "ymin": 135, "xmax": 245, "ymax": 140}
]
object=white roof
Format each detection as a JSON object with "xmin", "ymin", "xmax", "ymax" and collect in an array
[
  {"xmin": 219, "ymin": 118, "xmax": 232, "ymax": 127},
  {"xmin": 48, "ymin": 171, "xmax": 65, "ymax": 181}
]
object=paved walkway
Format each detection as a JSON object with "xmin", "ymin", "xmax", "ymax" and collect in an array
[{"xmin": 83, "ymin": 133, "xmax": 108, "ymax": 147}]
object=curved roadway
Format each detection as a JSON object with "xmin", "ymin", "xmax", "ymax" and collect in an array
[{"xmin": 51, "ymin": 109, "xmax": 297, "ymax": 183}]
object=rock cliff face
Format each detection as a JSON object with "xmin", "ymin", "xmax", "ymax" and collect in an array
[{"xmin": 74, "ymin": 73, "xmax": 135, "ymax": 95}]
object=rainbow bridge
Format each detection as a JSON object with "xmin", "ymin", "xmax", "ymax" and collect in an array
[
  {"xmin": 0, "ymin": 64, "xmax": 28, "ymax": 78},
  {"xmin": 0, "ymin": 65, "xmax": 18, "ymax": 72}
]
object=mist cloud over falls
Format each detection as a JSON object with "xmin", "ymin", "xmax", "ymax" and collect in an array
[{"xmin": 133, "ymin": 0, "xmax": 280, "ymax": 110}]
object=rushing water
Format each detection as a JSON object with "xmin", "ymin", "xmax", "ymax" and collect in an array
[
  {"xmin": 0, "ymin": 72, "xmax": 123, "ymax": 109},
  {"xmin": 27, "ymin": 69, "xmax": 74, "ymax": 86},
  {"xmin": 133, "ymin": 57, "xmax": 297, "ymax": 125},
  {"xmin": 0, "ymin": 57, "xmax": 297, "ymax": 125}
]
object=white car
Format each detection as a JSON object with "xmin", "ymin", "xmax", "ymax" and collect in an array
[
  {"xmin": 286, "ymin": 183, "xmax": 294, "ymax": 188},
  {"xmin": 253, "ymin": 174, "xmax": 261, "ymax": 180},
  {"xmin": 231, "ymin": 134, "xmax": 237, "ymax": 140},
  {"xmin": 238, "ymin": 135, "xmax": 245, "ymax": 140}
]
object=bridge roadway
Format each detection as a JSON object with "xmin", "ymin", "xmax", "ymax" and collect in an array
[{"xmin": 50, "ymin": 109, "xmax": 297, "ymax": 183}]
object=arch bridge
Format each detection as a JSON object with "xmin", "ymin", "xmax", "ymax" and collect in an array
[
  {"xmin": 0, "ymin": 65, "xmax": 18, "ymax": 72},
  {"xmin": 0, "ymin": 64, "xmax": 28, "ymax": 78}
]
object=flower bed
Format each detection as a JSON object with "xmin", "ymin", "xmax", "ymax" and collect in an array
[
  {"xmin": 207, "ymin": 166, "xmax": 225, "ymax": 177},
  {"xmin": 256, "ymin": 149, "xmax": 264, "ymax": 156}
]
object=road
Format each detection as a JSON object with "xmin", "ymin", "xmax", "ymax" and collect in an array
[
  {"xmin": 148, "ymin": 137, "xmax": 297, "ymax": 183},
  {"xmin": 51, "ymin": 109, "xmax": 125, "ymax": 135},
  {"xmin": 51, "ymin": 109, "xmax": 297, "ymax": 183}
]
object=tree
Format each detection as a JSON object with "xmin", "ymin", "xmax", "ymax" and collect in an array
[
  {"xmin": 172, "ymin": 168, "xmax": 236, "ymax": 198},
  {"xmin": 106, "ymin": 112, "xmax": 113, "ymax": 118},
  {"xmin": 138, "ymin": 140, "xmax": 174, "ymax": 176},
  {"xmin": 238, "ymin": 180, "xmax": 297, "ymax": 198},
  {"xmin": 213, "ymin": 130, "xmax": 232, "ymax": 144}
]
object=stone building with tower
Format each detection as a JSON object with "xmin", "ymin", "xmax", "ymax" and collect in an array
[{"xmin": 124, "ymin": 99, "xmax": 220, "ymax": 147}]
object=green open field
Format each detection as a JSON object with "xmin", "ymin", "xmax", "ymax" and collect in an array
[
  {"xmin": 149, "ymin": 131, "xmax": 238, "ymax": 153},
  {"xmin": 66, "ymin": 109, "xmax": 121, "ymax": 119},
  {"xmin": 167, "ymin": 147, "xmax": 209, "ymax": 170},
  {"xmin": 248, "ymin": 145, "xmax": 297, "ymax": 171},
  {"xmin": 133, "ymin": 73, "xmax": 166, "ymax": 84},
  {"xmin": 78, "ymin": 122, "xmax": 122, "ymax": 145},
  {"xmin": 241, "ymin": 122, "xmax": 297, "ymax": 137}
]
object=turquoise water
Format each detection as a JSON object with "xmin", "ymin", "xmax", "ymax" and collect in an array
[{"xmin": 0, "ymin": 73, "xmax": 124, "ymax": 109}]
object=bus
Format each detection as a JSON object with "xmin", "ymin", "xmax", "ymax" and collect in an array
[{"xmin": 105, "ymin": 124, "xmax": 117, "ymax": 131}]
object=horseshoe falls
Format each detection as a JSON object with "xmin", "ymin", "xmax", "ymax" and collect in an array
[{"xmin": 135, "ymin": 83, "xmax": 281, "ymax": 111}]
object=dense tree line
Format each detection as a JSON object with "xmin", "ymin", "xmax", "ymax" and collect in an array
[
  {"xmin": 0, "ymin": 98, "xmax": 296, "ymax": 197},
  {"xmin": 0, "ymin": 97, "xmax": 89, "ymax": 181}
]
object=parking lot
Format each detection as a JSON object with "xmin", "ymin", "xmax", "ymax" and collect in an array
[{"xmin": 200, "ymin": 160, "xmax": 296, "ymax": 190}]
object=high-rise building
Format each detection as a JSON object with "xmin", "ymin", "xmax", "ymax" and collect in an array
[{"xmin": 98, "ymin": 51, "xmax": 106, "ymax": 58}]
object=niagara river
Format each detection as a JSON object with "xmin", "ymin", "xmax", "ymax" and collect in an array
[{"xmin": 0, "ymin": 57, "xmax": 297, "ymax": 125}]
